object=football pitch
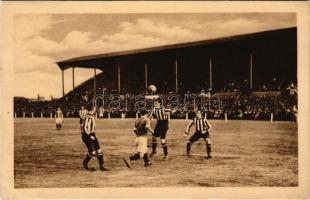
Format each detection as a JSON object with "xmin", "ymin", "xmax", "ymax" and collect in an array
[{"xmin": 14, "ymin": 118, "xmax": 298, "ymax": 188}]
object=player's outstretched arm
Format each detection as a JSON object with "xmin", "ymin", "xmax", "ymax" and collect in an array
[{"xmin": 165, "ymin": 108, "xmax": 172, "ymax": 113}]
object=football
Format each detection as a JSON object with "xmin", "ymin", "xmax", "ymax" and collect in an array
[{"xmin": 148, "ymin": 84, "xmax": 157, "ymax": 93}]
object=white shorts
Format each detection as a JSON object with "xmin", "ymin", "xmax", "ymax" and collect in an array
[
  {"xmin": 56, "ymin": 118, "xmax": 63, "ymax": 124},
  {"xmin": 135, "ymin": 136, "xmax": 148, "ymax": 154}
]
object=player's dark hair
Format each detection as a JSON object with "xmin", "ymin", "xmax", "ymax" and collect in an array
[
  {"xmin": 154, "ymin": 99, "xmax": 161, "ymax": 104},
  {"xmin": 196, "ymin": 109, "xmax": 202, "ymax": 113}
]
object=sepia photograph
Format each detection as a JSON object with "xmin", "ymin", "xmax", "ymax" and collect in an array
[{"xmin": 1, "ymin": 1, "xmax": 309, "ymax": 199}]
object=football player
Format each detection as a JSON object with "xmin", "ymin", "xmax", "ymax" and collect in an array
[
  {"xmin": 79, "ymin": 106, "xmax": 88, "ymax": 130},
  {"xmin": 123, "ymin": 109, "xmax": 153, "ymax": 168},
  {"xmin": 184, "ymin": 110, "xmax": 212, "ymax": 159},
  {"xmin": 81, "ymin": 104, "xmax": 108, "ymax": 171},
  {"xmin": 55, "ymin": 107, "xmax": 63, "ymax": 130},
  {"xmin": 150, "ymin": 99, "xmax": 171, "ymax": 160}
]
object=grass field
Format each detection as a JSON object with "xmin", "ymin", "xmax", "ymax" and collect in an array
[{"xmin": 14, "ymin": 118, "xmax": 298, "ymax": 188}]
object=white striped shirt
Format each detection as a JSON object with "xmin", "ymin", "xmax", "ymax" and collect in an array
[
  {"xmin": 79, "ymin": 109, "xmax": 88, "ymax": 119},
  {"xmin": 154, "ymin": 107, "xmax": 167, "ymax": 121},
  {"xmin": 83, "ymin": 115, "xmax": 96, "ymax": 134},
  {"xmin": 186, "ymin": 117, "xmax": 211, "ymax": 133}
]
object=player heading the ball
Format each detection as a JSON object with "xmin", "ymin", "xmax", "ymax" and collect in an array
[{"xmin": 150, "ymin": 99, "xmax": 172, "ymax": 160}]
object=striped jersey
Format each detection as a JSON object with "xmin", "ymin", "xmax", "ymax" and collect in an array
[
  {"xmin": 55, "ymin": 110, "xmax": 63, "ymax": 118},
  {"xmin": 79, "ymin": 109, "xmax": 88, "ymax": 119},
  {"xmin": 154, "ymin": 106, "xmax": 167, "ymax": 121},
  {"xmin": 186, "ymin": 117, "xmax": 211, "ymax": 133},
  {"xmin": 82, "ymin": 114, "xmax": 96, "ymax": 135}
]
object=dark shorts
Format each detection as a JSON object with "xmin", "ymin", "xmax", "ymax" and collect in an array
[
  {"xmin": 79, "ymin": 118, "xmax": 83, "ymax": 124},
  {"xmin": 81, "ymin": 132, "xmax": 100, "ymax": 155},
  {"xmin": 189, "ymin": 131, "xmax": 209, "ymax": 143},
  {"xmin": 153, "ymin": 120, "xmax": 169, "ymax": 139}
]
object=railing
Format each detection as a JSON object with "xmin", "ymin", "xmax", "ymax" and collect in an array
[{"xmin": 14, "ymin": 111, "xmax": 297, "ymax": 122}]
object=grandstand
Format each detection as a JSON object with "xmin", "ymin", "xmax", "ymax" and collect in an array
[{"xmin": 14, "ymin": 27, "xmax": 297, "ymax": 121}]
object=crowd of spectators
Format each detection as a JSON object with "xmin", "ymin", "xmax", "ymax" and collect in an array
[
  {"xmin": 219, "ymin": 78, "xmax": 295, "ymax": 93},
  {"xmin": 14, "ymin": 72, "xmax": 297, "ymax": 122},
  {"xmin": 219, "ymin": 92, "xmax": 297, "ymax": 121}
]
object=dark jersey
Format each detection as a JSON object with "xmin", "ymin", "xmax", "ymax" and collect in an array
[{"xmin": 134, "ymin": 116, "xmax": 151, "ymax": 137}]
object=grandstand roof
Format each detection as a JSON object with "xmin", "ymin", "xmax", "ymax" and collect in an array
[{"xmin": 56, "ymin": 27, "xmax": 296, "ymax": 71}]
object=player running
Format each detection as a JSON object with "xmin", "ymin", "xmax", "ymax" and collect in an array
[
  {"xmin": 184, "ymin": 110, "xmax": 212, "ymax": 159},
  {"xmin": 55, "ymin": 107, "xmax": 63, "ymax": 130},
  {"xmin": 150, "ymin": 99, "xmax": 171, "ymax": 160},
  {"xmin": 81, "ymin": 104, "xmax": 108, "ymax": 171},
  {"xmin": 79, "ymin": 106, "xmax": 88, "ymax": 130},
  {"xmin": 123, "ymin": 109, "xmax": 153, "ymax": 168}
]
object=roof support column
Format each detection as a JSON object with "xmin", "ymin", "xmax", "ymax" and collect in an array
[
  {"xmin": 62, "ymin": 70, "xmax": 65, "ymax": 97},
  {"xmin": 175, "ymin": 59, "xmax": 178, "ymax": 93},
  {"xmin": 93, "ymin": 68, "xmax": 97, "ymax": 95},
  {"xmin": 250, "ymin": 53, "xmax": 253, "ymax": 89},
  {"xmin": 72, "ymin": 67, "xmax": 75, "ymax": 90},
  {"xmin": 118, "ymin": 66, "xmax": 121, "ymax": 94},
  {"xmin": 209, "ymin": 57, "xmax": 212, "ymax": 89},
  {"xmin": 145, "ymin": 64, "xmax": 148, "ymax": 89}
]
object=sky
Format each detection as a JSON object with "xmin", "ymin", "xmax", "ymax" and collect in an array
[{"xmin": 13, "ymin": 13, "xmax": 296, "ymax": 99}]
